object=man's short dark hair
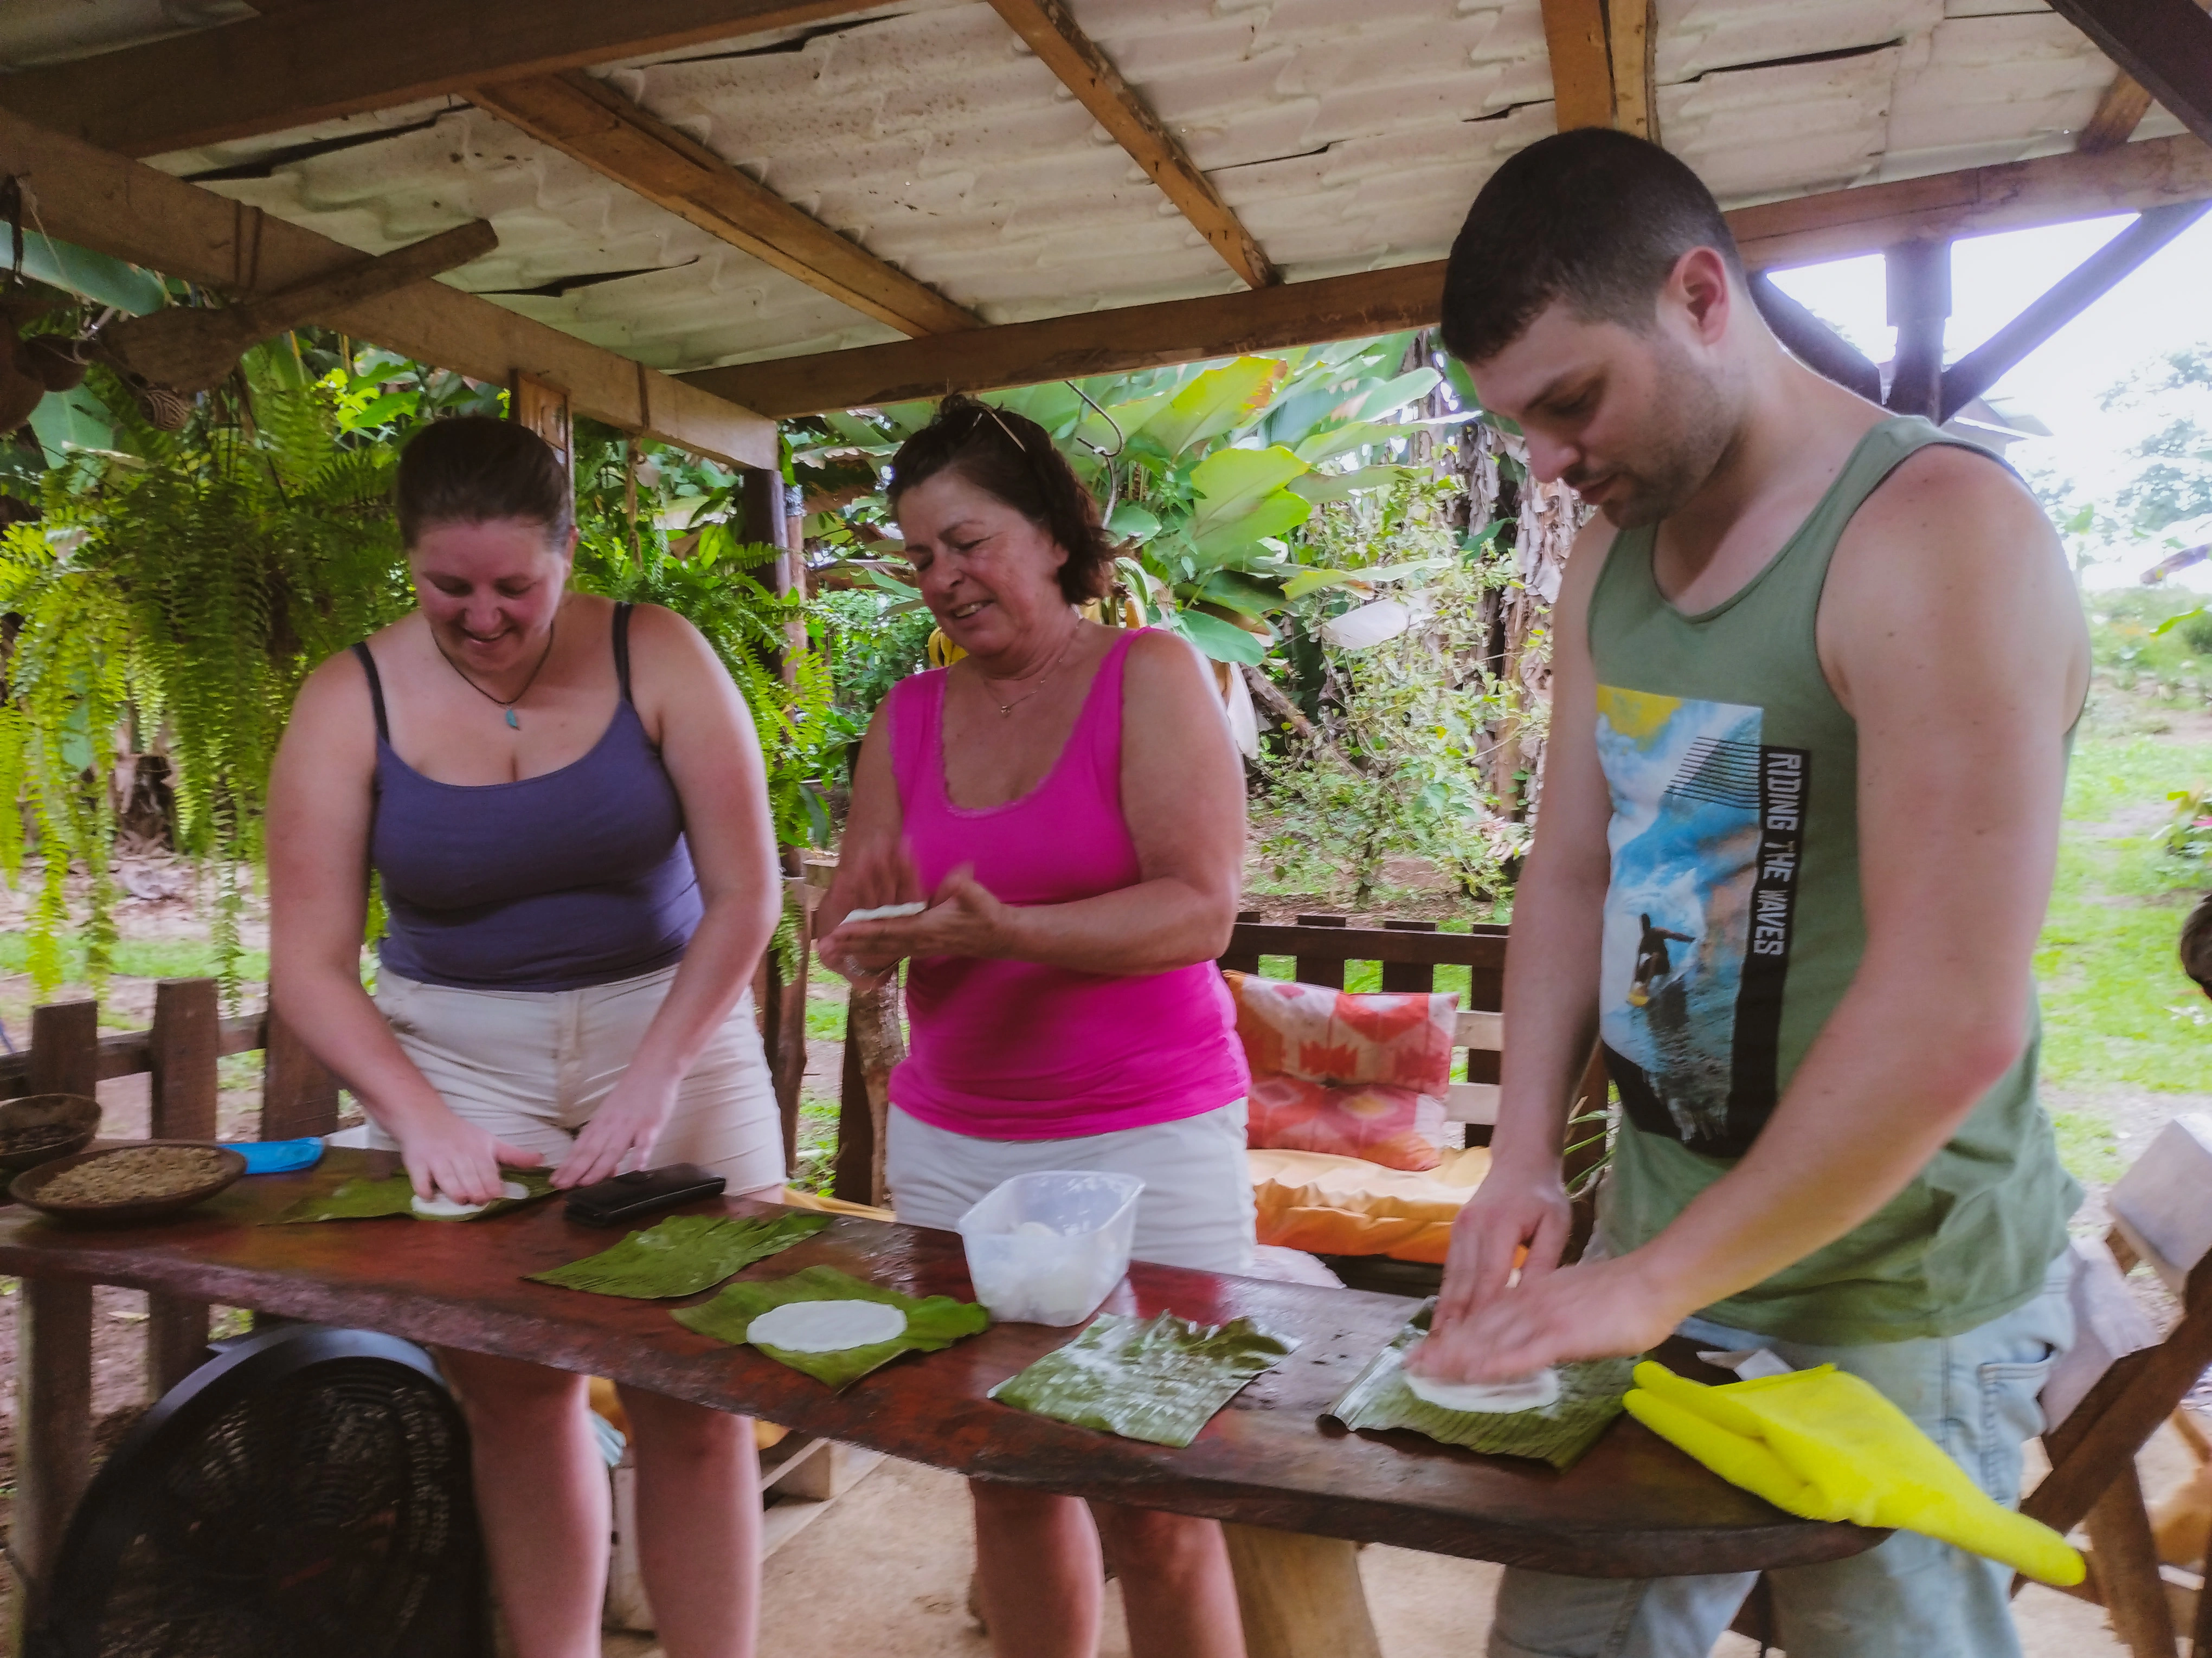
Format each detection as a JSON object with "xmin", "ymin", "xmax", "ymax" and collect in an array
[{"xmin": 1441, "ymin": 130, "xmax": 1744, "ymax": 365}]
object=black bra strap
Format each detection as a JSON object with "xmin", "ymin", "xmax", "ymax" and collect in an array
[
  {"xmin": 351, "ymin": 642, "xmax": 391, "ymax": 744},
  {"xmin": 614, "ymin": 602, "xmax": 635, "ymax": 705}
]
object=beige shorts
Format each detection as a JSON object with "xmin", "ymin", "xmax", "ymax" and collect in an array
[
  {"xmin": 885, "ymin": 1101, "xmax": 1256, "ymax": 1275},
  {"xmin": 370, "ymin": 963, "xmax": 786, "ymax": 1196}
]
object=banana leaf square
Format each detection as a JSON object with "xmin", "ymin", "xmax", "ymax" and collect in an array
[
  {"xmin": 1323, "ymin": 1301, "xmax": 1637, "ymax": 1470},
  {"xmin": 989, "ymin": 1312, "xmax": 1299, "ymax": 1449},
  {"xmin": 269, "ymin": 1168, "xmax": 558, "ymax": 1224},
  {"xmin": 673, "ymin": 1264, "xmax": 989, "ymax": 1390},
  {"xmin": 526, "ymin": 1211, "xmax": 829, "ymax": 1299}
]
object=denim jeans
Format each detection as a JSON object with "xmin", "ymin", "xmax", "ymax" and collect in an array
[{"xmin": 1487, "ymin": 1255, "xmax": 2074, "ymax": 1658}]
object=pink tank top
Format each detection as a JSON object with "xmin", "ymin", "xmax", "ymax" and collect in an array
[{"xmin": 884, "ymin": 629, "xmax": 1248, "ymax": 1141}]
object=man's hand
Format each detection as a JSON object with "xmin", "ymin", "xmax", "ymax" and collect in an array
[
  {"xmin": 1408, "ymin": 1253, "xmax": 1684, "ymax": 1384},
  {"xmin": 1405, "ymin": 1162, "xmax": 1572, "ymax": 1383}
]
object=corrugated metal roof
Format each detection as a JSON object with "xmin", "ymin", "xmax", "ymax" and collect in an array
[{"xmin": 0, "ymin": 0, "xmax": 2182, "ymax": 380}]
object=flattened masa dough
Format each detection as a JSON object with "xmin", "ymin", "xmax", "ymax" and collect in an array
[
  {"xmin": 412, "ymin": 1179, "xmax": 530, "ymax": 1219},
  {"xmin": 1406, "ymin": 1367, "xmax": 1560, "ymax": 1415},
  {"xmin": 747, "ymin": 1299, "xmax": 909, "ymax": 1353},
  {"xmin": 845, "ymin": 902, "xmax": 926, "ymax": 922}
]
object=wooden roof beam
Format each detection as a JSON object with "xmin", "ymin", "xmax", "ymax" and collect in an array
[
  {"xmin": 0, "ymin": 108, "xmax": 775, "ymax": 468},
  {"xmin": 684, "ymin": 134, "xmax": 2212, "ymax": 417},
  {"xmin": 2074, "ymin": 0, "xmax": 2212, "ymax": 153},
  {"xmin": 1540, "ymin": 0, "xmax": 1616, "ymax": 132},
  {"xmin": 1606, "ymin": 0, "xmax": 1659, "ymax": 143},
  {"xmin": 981, "ymin": 0, "xmax": 1275, "ymax": 289},
  {"xmin": 469, "ymin": 73, "xmax": 978, "ymax": 337},
  {"xmin": 0, "ymin": 0, "xmax": 884, "ymax": 158},
  {"xmin": 2045, "ymin": 0, "xmax": 2212, "ymax": 150}
]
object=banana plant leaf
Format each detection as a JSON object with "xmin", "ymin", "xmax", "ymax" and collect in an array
[
  {"xmin": 1322, "ymin": 1302, "xmax": 1636, "ymax": 1470},
  {"xmin": 269, "ymin": 1169, "xmax": 558, "ymax": 1224},
  {"xmin": 673, "ymin": 1264, "xmax": 988, "ymax": 1390},
  {"xmin": 989, "ymin": 1312, "xmax": 1298, "ymax": 1449},
  {"xmin": 526, "ymin": 1211, "xmax": 829, "ymax": 1299}
]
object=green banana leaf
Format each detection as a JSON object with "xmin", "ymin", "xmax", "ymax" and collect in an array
[
  {"xmin": 674, "ymin": 1264, "xmax": 988, "ymax": 1390},
  {"xmin": 1323, "ymin": 1302, "xmax": 1636, "ymax": 1470},
  {"xmin": 989, "ymin": 1312, "xmax": 1298, "ymax": 1449},
  {"xmin": 269, "ymin": 1168, "xmax": 558, "ymax": 1224},
  {"xmin": 527, "ymin": 1211, "xmax": 829, "ymax": 1299}
]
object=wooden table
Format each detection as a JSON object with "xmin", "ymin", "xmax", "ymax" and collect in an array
[{"xmin": 0, "ymin": 1150, "xmax": 1877, "ymax": 1654}]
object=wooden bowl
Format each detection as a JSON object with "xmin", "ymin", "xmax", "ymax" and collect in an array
[
  {"xmin": 0, "ymin": 1094, "xmax": 101, "ymax": 1175},
  {"xmin": 9, "ymin": 1140, "xmax": 246, "ymax": 1225}
]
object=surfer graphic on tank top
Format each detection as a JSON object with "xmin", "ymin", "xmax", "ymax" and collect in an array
[{"xmin": 1594, "ymin": 685, "xmax": 1807, "ymax": 1157}]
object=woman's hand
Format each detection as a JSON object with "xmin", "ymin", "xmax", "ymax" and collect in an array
[
  {"xmin": 556, "ymin": 1071, "xmax": 680, "ymax": 1189},
  {"xmin": 818, "ymin": 840, "xmax": 928, "ymax": 982},
  {"xmin": 824, "ymin": 865, "xmax": 1012, "ymax": 971},
  {"xmin": 397, "ymin": 1108, "xmax": 543, "ymax": 1207}
]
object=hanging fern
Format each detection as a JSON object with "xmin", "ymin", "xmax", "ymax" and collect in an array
[
  {"xmin": 0, "ymin": 365, "xmax": 413, "ymax": 997},
  {"xmin": 0, "ymin": 361, "xmax": 835, "ymax": 998}
]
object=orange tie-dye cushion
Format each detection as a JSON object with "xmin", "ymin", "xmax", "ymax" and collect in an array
[
  {"xmin": 1223, "ymin": 972, "xmax": 1459, "ymax": 1171},
  {"xmin": 1223, "ymin": 972, "xmax": 1456, "ymax": 1093},
  {"xmin": 1245, "ymin": 1074, "xmax": 1448, "ymax": 1172}
]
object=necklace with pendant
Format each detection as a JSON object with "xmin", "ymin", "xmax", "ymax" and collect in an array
[
  {"xmin": 981, "ymin": 622, "xmax": 1081, "ymax": 718},
  {"xmin": 434, "ymin": 618, "xmax": 558, "ymax": 730}
]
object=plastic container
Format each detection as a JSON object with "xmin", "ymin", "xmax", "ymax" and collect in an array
[{"xmin": 958, "ymin": 1170, "xmax": 1144, "ymax": 1326}]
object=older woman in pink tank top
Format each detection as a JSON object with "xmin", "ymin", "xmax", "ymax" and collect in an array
[{"xmin": 819, "ymin": 395, "xmax": 1252, "ymax": 1658}]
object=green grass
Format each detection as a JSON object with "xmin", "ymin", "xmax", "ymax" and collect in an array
[
  {"xmin": 0, "ymin": 931, "xmax": 269, "ymax": 985},
  {"xmin": 805, "ymin": 998, "xmax": 846, "ymax": 1041},
  {"xmin": 2050, "ymin": 1109, "xmax": 2125, "ymax": 1185},
  {"xmin": 2033, "ymin": 728, "xmax": 2212, "ymax": 1093}
]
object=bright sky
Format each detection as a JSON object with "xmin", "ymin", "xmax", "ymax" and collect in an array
[{"xmin": 1765, "ymin": 209, "xmax": 2212, "ymax": 590}]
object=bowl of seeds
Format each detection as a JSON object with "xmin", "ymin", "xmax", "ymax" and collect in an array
[
  {"xmin": 0, "ymin": 1094, "xmax": 101, "ymax": 1175},
  {"xmin": 10, "ymin": 1140, "xmax": 247, "ymax": 1225}
]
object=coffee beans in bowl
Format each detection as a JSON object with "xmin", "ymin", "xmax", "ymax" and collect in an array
[
  {"xmin": 11, "ymin": 1140, "xmax": 247, "ymax": 1224},
  {"xmin": 0, "ymin": 1094, "xmax": 101, "ymax": 1174}
]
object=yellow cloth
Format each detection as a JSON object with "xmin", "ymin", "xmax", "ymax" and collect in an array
[
  {"xmin": 1247, "ymin": 1145, "xmax": 1488, "ymax": 1263},
  {"xmin": 1623, "ymin": 1360, "xmax": 2084, "ymax": 1586}
]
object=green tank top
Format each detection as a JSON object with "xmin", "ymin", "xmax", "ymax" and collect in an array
[{"xmin": 1586, "ymin": 416, "xmax": 2078, "ymax": 1345}]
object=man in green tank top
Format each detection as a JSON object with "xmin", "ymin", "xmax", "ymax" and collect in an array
[{"xmin": 1406, "ymin": 131, "xmax": 2089, "ymax": 1656}]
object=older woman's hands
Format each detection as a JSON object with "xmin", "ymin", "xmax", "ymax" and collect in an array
[{"xmin": 820, "ymin": 865, "xmax": 1013, "ymax": 978}]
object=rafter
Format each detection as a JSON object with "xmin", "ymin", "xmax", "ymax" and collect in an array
[
  {"xmin": 1606, "ymin": 0, "xmax": 1658, "ymax": 142},
  {"xmin": 470, "ymin": 73, "xmax": 978, "ymax": 338},
  {"xmin": 2044, "ymin": 0, "xmax": 2212, "ymax": 150},
  {"xmin": 1540, "ymin": 0, "xmax": 1616, "ymax": 132},
  {"xmin": 0, "ymin": 0, "xmax": 881, "ymax": 158},
  {"xmin": 0, "ymin": 108, "xmax": 774, "ymax": 467},
  {"xmin": 685, "ymin": 135, "xmax": 2212, "ymax": 417},
  {"xmin": 981, "ymin": 0, "xmax": 1274, "ymax": 289},
  {"xmin": 2073, "ymin": 0, "xmax": 2212, "ymax": 153}
]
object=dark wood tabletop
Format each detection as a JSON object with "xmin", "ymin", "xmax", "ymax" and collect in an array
[{"xmin": 0, "ymin": 1148, "xmax": 1879, "ymax": 1579}]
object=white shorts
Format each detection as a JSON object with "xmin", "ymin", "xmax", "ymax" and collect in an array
[
  {"xmin": 885, "ymin": 1102, "xmax": 1256, "ymax": 1275},
  {"xmin": 369, "ymin": 963, "xmax": 786, "ymax": 1196}
]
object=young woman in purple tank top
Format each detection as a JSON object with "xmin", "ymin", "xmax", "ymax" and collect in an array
[
  {"xmin": 818, "ymin": 397, "xmax": 1253, "ymax": 1658},
  {"xmin": 268, "ymin": 418, "xmax": 784, "ymax": 1658}
]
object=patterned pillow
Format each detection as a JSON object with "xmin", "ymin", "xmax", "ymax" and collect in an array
[
  {"xmin": 1224, "ymin": 972, "xmax": 1459, "ymax": 1171},
  {"xmin": 1224, "ymin": 972, "xmax": 1456, "ymax": 1093}
]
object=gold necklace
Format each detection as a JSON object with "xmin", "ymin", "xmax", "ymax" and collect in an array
[
  {"xmin": 432, "ymin": 618, "xmax": 558, "ymax": 730},
  {"xmin": 980, "ymin": 623, "xmax": 1081, "ymax": 718}
]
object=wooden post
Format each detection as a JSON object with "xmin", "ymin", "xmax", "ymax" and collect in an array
[
  {"xmin": 832, "ymin": 978, "xmax": 903, "ymax": 1207},
  {"xmin": 2082, "ymin": 1461, "xmax": 2179, "ymax": 1656},
  {"xmin": 1221, "ymin": 1523, "xmax": 1383, "ymax": 1658},
  {"xmin": 770, "ymin": 867, "xmax": 812, "ymax": 1176},
  {"xmin": 260, "ymin": 1003, "xmax": 340, "ymax": 1140},
  {"xmin": 146, "ymin": 978, "xmax": 218, "ymax": 1395},
  {"xmin": 15, "ymin": 1002, "xmax": 100, "ymax": 1622},
  {"xmin": 511, "ymin": 370, "xmax": 573, "ymax": 469},
  {"xmin": 1883, "ymin": 239, "xmax": 1950, "ymax": 418}
]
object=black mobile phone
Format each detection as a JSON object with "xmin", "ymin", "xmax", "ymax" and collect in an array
[{"xmin": 563, "ymin": 1163, "xmax": 728, "ymax": 1228}]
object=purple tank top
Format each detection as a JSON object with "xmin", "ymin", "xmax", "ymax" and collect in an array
[{"xmin": 356, "ymin": 604, "xmax": 703, "ymax": 992}]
